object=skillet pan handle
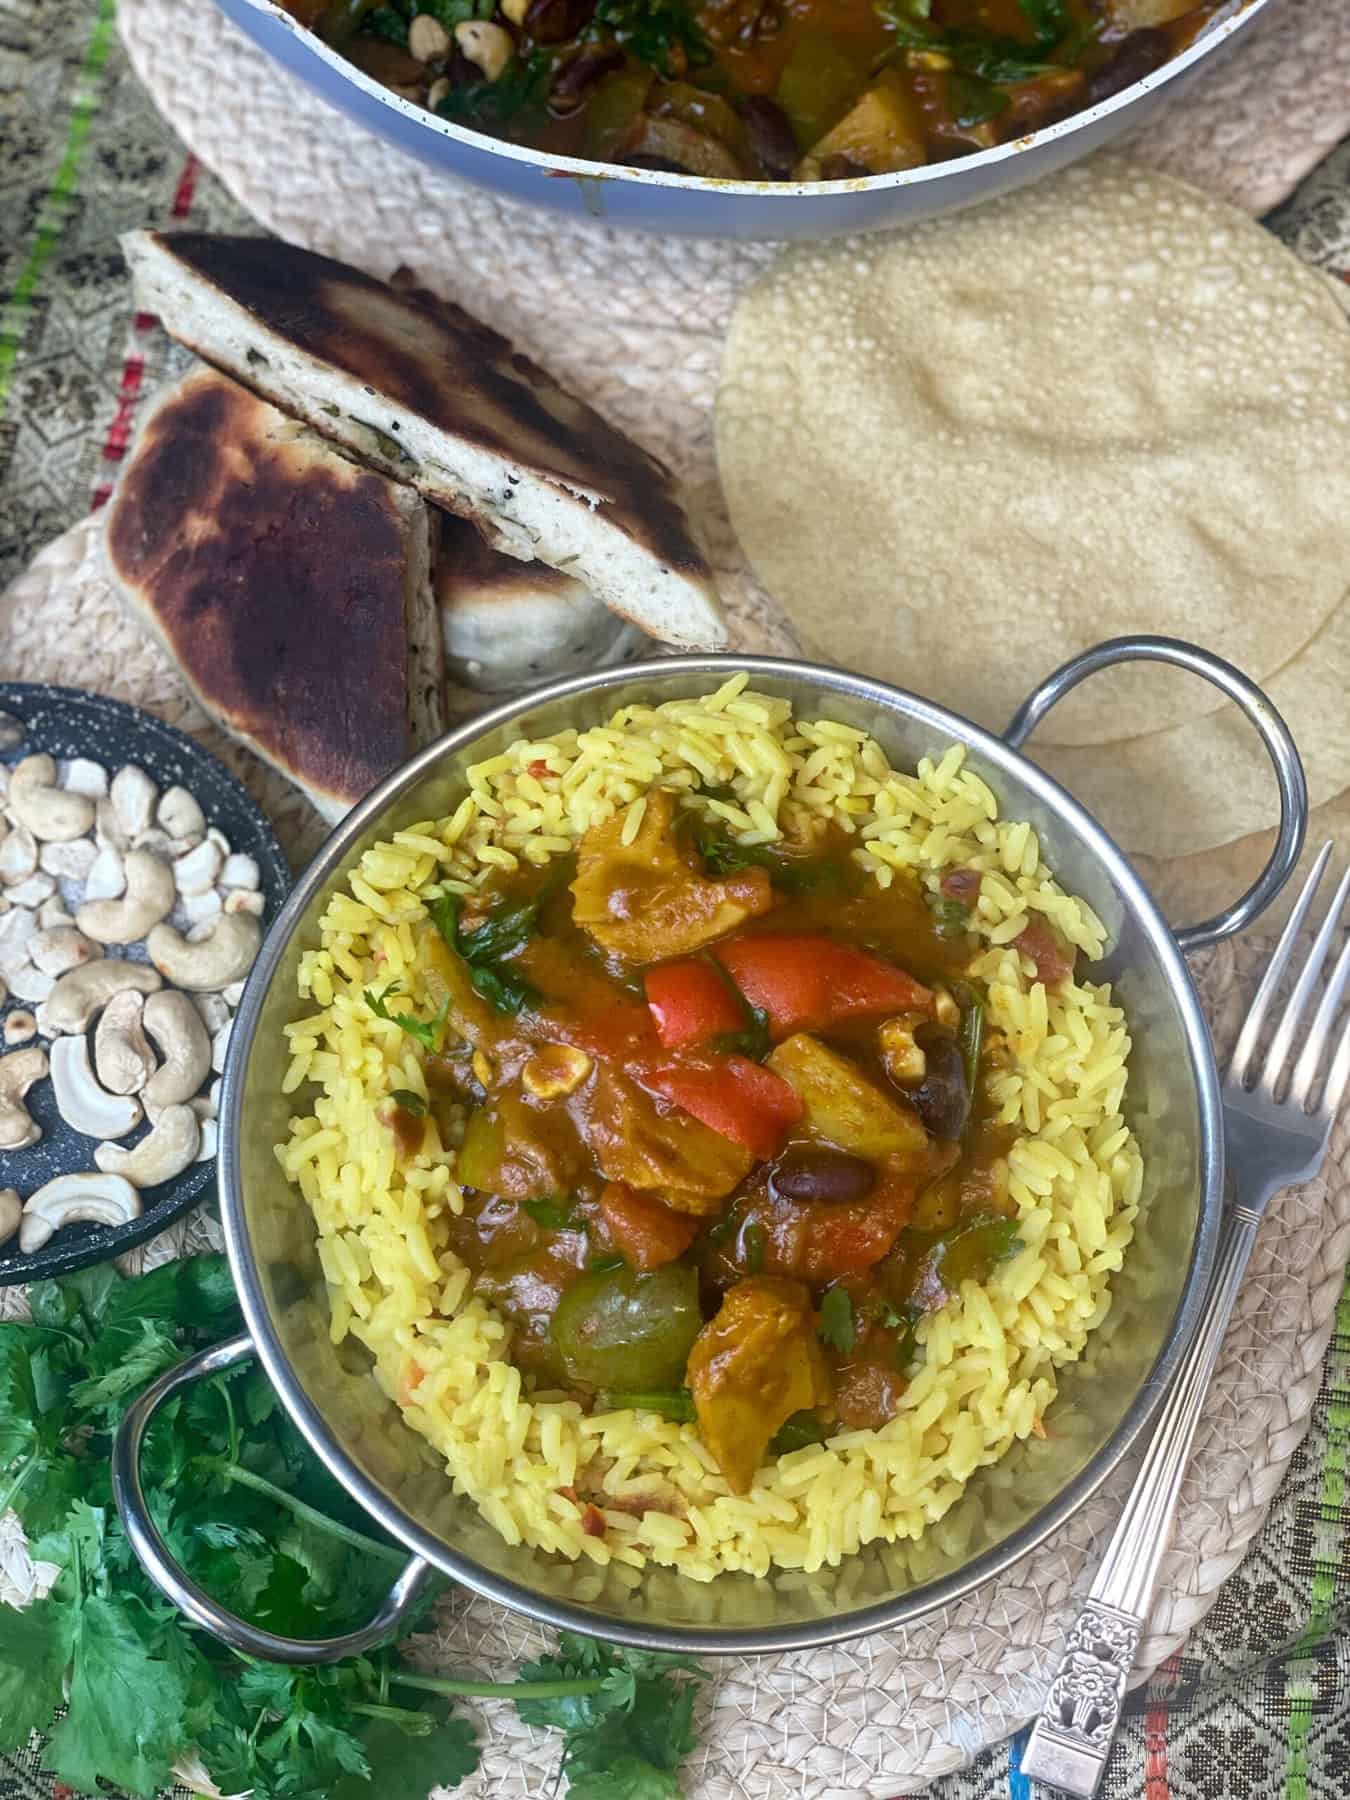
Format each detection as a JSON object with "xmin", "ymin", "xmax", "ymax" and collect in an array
[
  {"xmin": 112, "ymin": 1331, "xmax": 435, "ymax": 1664},
  {"xmin": 1003, "ymin": 634, "xmax": 1308, "ymax": 955}
]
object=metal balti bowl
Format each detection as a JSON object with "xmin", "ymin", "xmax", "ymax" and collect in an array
[
  {"xmin": 113, "ymin": 638, "xmax": 1306, "ymax": 1661},
  {"xmin": 216, "ymin": 0, "xmax": 1271, "ymax": 240}
]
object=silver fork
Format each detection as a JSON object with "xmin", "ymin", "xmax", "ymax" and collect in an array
[{"xmin": 1021, "ymin": 841, "xmax": 1350, "ymax": 1798}]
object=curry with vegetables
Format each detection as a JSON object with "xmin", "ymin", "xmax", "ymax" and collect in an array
[
  {"xmin": 380, "ymin": 785, "xmax": 1074, "ymax": 1495},
  {"xmin": 284, "ymin": 0, "xmax": 1222, "ymax": 182}
]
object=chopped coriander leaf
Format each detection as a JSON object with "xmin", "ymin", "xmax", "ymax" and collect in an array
[
  {"xmin": 426, "ymin": 865, "xmax": 570, "ymax": 1018},
  {"xmin": 1016, "ymin": 0, "xmax": 1072, "ymax": 47},
  {"xmin": 927, "ymin": 896, "xmax": 972, "ymax": 937},
  {"xmin": 592, "ymin": 0, "xmax": 712, "ymax": 75},
  {"xmin": 959, "ymin": 999, "xmax": 984, "ymax": 1096},
  {"xmin": 599, "ymin": 1388, "xmax": 697, "ymax": 1423},
  {"xmin": 770, "ymin": 1411, "xmax": 827, "ymax": 1453},
  {"xmin": 359, "ymin": 3, "xmax": 411, "ymax": 44},
  {"xmin": 948, "ymin": 71, "xmax": 1010, "ymax": 128},
  {"xmin": 818, "ymin": 1286, "xmax": 856, "ymax": 1354},
  {"xmin": 587, "ymin": 1252, "xmax": 626, "ymax": 1274},
  {"xmin": 523, "ymin": 1196, "xmax": 581, "ymax": 1231},
  {"xmin": 365, "ymin": 982, "xmax": 449, "ymax": 1049},
  {"xmin": 706, "ymin": 1205, "xmax": 740, "ymax": 1245},
  {"xmin": 435, "ymin": 49, "xmax": 554, "ymax": 130},
  {"xmin": 389, "ymin": 1088, "xmax": 427, "ymax": 1117}
]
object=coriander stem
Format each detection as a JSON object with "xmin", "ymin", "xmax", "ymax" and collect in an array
[
  {"xmin": 217, "ymin": 1463, "xmax": 407, "ymax": 1570},
  {"xmin": 390, "ymin": 1670, "xmax": 606, "ymax": 1702}
]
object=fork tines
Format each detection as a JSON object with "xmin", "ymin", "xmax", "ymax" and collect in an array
[{"xmin": 1227, "ymin": 840, "xmax": 1350, "ymax": 1123}]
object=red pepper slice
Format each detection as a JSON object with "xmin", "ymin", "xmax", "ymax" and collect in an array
[
  {"xmin": 600, "ymin": 1181, "xmax": 702, "ymax": 1270},
  {"xmin": 648, "ymin": 1056, "xmax": 803, "ymax": 1160},
  {"xmin": 644, "ymin": 958, "xmax": 746, "ymax": 1049},
  {"xmin": 716, "ymin": 933, "xmax": 932, "ymax": 1039}
]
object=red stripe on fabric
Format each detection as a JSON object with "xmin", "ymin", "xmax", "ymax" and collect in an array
[
  {"xmin": 90, "ymin": 153, "xmax": 199, "ymax": 512},
  {"xmin": 1144, "ymin": 1652, "xmax": 1183, "ymax": 1800},
  {"xmin": 171, "ymin": 153, "xmax": 199, "ymax": 218}
]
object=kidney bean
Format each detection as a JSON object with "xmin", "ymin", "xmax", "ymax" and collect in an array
[
  {"xmin": 525, "ymin": 0, "xmax": 596, "ymax": 44},
  {"xmin": 550, "ymin": 46, "xmax": 623, "ymax": 114},
  {"xmin": 771, "ymin": 1148, "xmax": 876, "ymax": 1205},
  {"xmin": 741, "ymin": 95, "xmax": 797, "ymax": 177},
  {"xmin": 1087, "ymin": 28, "xmax": 1171, "ymax": 107},
  {"xmin": 909, "ymin": 1036, "xmax": 970, "ymax": 1142}
]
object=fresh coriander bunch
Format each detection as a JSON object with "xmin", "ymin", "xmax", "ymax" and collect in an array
[{"xmin": 0, "ymin": 1255, "xmax": 706, "ymax": 1800}]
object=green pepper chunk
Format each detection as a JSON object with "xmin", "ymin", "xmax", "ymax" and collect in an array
[{"xmin": 548, "ymin": 1264, "xmax": 702, "ymax": 1391}]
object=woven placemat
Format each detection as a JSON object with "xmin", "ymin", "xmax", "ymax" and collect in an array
[{"xmin": 3, "ymin": 513, "xmax": 1349, "ymax": 1793}]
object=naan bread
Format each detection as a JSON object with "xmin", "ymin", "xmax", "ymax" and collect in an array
[
  {"xmin": 123, "ymin": 230, "xmax": 726, "ymax": 652},
  {"xmin": 104, "ymin": 365, "xmax": 443, "ymax": 824},
  {"xmin": 435, "ymin": 512, "xmax": 645, "ymax": 693}
]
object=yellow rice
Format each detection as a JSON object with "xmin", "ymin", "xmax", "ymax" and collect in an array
[{"xmin": 277, "ymin": 674, "xmax": 1140, "ymax": 1581}]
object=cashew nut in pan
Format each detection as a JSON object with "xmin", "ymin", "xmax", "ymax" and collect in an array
[
  {"xmin": 0, "ymin": 824, "xmax": 38, "ymax": 885},
  {"xmin": 141, "ymin": 989, "xmax": 212, "ymax": 1110},
  {"xmin": 157, "ymin": 785, "xmax": 205, "ymax": 842},
  {"xmin": 3, "ymin": 1010, "xmax": 37, "ymax": 1047},
  {"xmin": 0, "ymin": 1189, "xmax": 21, "ymax": 1247},
  {"xmin": 77, "ymin": 848, "xmax": 176, "ymax": 946},
  {"xmin": 19, "ymin": 1172, "xmax": 142, "ymax": 1253},
  {"xmin": 146, "ymin": 914, "xmax": 260, "ymax": 991},
  {"xmin": 6, "ymin": 754, "xmax": 96, "ymax": 843},
  {"xmin": 28, "ymin": 925, "xmax": 97, "ymax": 977},
  {"xmin": 95, "ymin": 1104, "xmax": 199, "ymax": 1188},
  {"xmin": 36, "ymin": 958, "xmax": 162, "ymax": 1037},
  {"xmin": 50, "ymin": 1034, "xmax": 143, "ymax": 1139},
  {"xmin": 110, "ymin": 765, "xmax": 157, "ymax": 840},
  {"xmin": 94, "ymin": 989, "xmax": 157, "ymax": 1096},
  {"xmin": 0, "ymin": 1046, "xmax": 50, "ymax": 1150}
]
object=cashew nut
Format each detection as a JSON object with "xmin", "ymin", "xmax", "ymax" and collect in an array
[
  {"xmin": 3, "ymin": 1010, "xmax": 36, "ymax": 1047},
  {"xmin": 19, "ymin": 1172, "xmax": 141, "ymax": 1252},
  {"xmin": 63, "ymin": 758, "xmax": 108, "ymax": 798},
  {"xmin": 38, "ymin": 896, "xmax": 76, "ymax": 929},
  {"xmin": 195, "ymin": 1118, "xmax": 219, "ymax": 1162},
  {"xmin": 0, "ymin": 1189, "xmax": 20, "ymax": 1246},
  {"xmin": 77, "ymin": 849, "xmax": 175, "ymax": 945},
  {"xmin": 221, "ymin": 853, "xmax": 260, "ymax": 891},
  {"xmin": 0, "ymin": 1046, "xmax": 49, "ymax": 1149},
  {"xmin": 36, "ymin": 958, "xmax": 162, "ymax": 1036},
  {"xmin": 191, "ymin": 991, "xmax": 231, "ymax": 1034},
  {"xmin": 454, "ymin": 18, "xmax": 512, "ymax": 79},
  {"xmin": 94, "ymin": 990, "xmax": 157, "ymax": 1095},
  {"xmin": 0, "ymin": 908, "xmax": 37, "ymax": 979},
  {"xmin": 95, "ymin": 1104, "xmax": 199, "ymax": 1188},
  {"xmin": 158, "ymin": 786, "xmax": 205, "ymax": 841},
  {"xmin": 0, "ymin": 825, "xmax": 38, "ymax": 885},
  {"xmin": 84, "ymin": 844, "xmax": 125, "ymax": 901},
  {"xmin": 0, "ymin": 711, "xmax": 25, "ymax": 750},
  {"xmin": 408, "ymin": 11, "xmax": 451, "ymax": 59},
  {"xmin": 7, "ymin": 754, "xmax": 96, "ymax": 843},
  {"xmin": 29, "ymin": 925, "xmax": 97, "ymax": 977},
  {"xmin": 39, "ymin": 838, "xmax": 98, "ymax": 881},
  {"xmin": 146, "ymin": 914, "xmax": 260, "ymax": 991},
  {"xmin": 5, "ymin": 874, "xmax": 55, "ymax": 910},
  {"xmin": 6, "ymin": 965, "xmax": 54, "ymax": 1006},
  {"xmin": 142, "ymin": 989, "xmax": 212, "ymax": 1109},
  {"xmin": 173, "ymin": 838, "xmax": 222, "ymax": 895},
  {"xmin": 110, "ymin": 765, "xmax": 157, "ymax": 839},
  {"xmin": 223, "ymin": 887, "xmax": 264, "ymax": 918},
  {"xmin": 50, "ymin": 1034, "xmax": 143, "ymax": 1139},
  {"xmin": 95, "ymin": 797, "xmax": 129, "ymax": 853},
  {"xmin": 182, "ymin": 890, "xmax": 222, "ymax": 926}
]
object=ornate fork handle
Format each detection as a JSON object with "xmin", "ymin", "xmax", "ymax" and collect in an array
[{"xmin": 1021, "ymin": 1206, "xmax": 1260, "ymax": 1796}]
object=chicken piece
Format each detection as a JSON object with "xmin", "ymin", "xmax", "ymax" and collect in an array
[
  {"xmin": 686, "ymin": 1277, "xmax": 832, "ymax": 1494},
  {"xmin": 600, "ymin": 1181, "xmax": 701, "ymax": 1270},
  {"xmin": 580, "ymin": 1063, "xmax": 752, "ymax": 1214},
  {"xmin": 571, "ymin": 788, "xmax": 773, "ymax": 964},
  {"xmin": 796, "ymin": 71, "xmax": 927, "ymax": 180},
  {"xmin": 767, "ymin": 1033, "xmax": 928, "ymax": 1159}
]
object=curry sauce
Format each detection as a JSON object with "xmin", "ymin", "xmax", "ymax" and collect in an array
[{"xmin": 386, "ymin": 790, "xmax": 1064, "ymax": 1494}]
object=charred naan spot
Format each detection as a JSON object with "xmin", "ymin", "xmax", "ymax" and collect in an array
[
  {"xmin": 140, "ymin": 235, "xmax": 712, "ymax": 583},
  {"xmin": 107, "ymin": 367, "xmax": 413, "ymax": 809}
]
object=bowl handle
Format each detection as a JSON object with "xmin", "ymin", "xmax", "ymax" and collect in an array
[
  {"xmin": 1003, "ymin": 634, "xmax": 1308, "ymax": 954},
  {"xmin": 112, "ymin": 1330, "xmax": 435, "ymax": 1664}
]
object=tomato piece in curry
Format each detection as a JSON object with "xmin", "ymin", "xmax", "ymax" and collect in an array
[{"xmin": 396, "ymin": 787, "xmax": 1072, "ymax": 1495}]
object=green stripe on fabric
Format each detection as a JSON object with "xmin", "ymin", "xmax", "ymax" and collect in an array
[
  {"xmin": 0, "ymin": 0, "xmax": 119, "ymax": 412},
  {"xmin": 1282, "ymin": 1275, "xmax": 1350, "ymax": 1800}
]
